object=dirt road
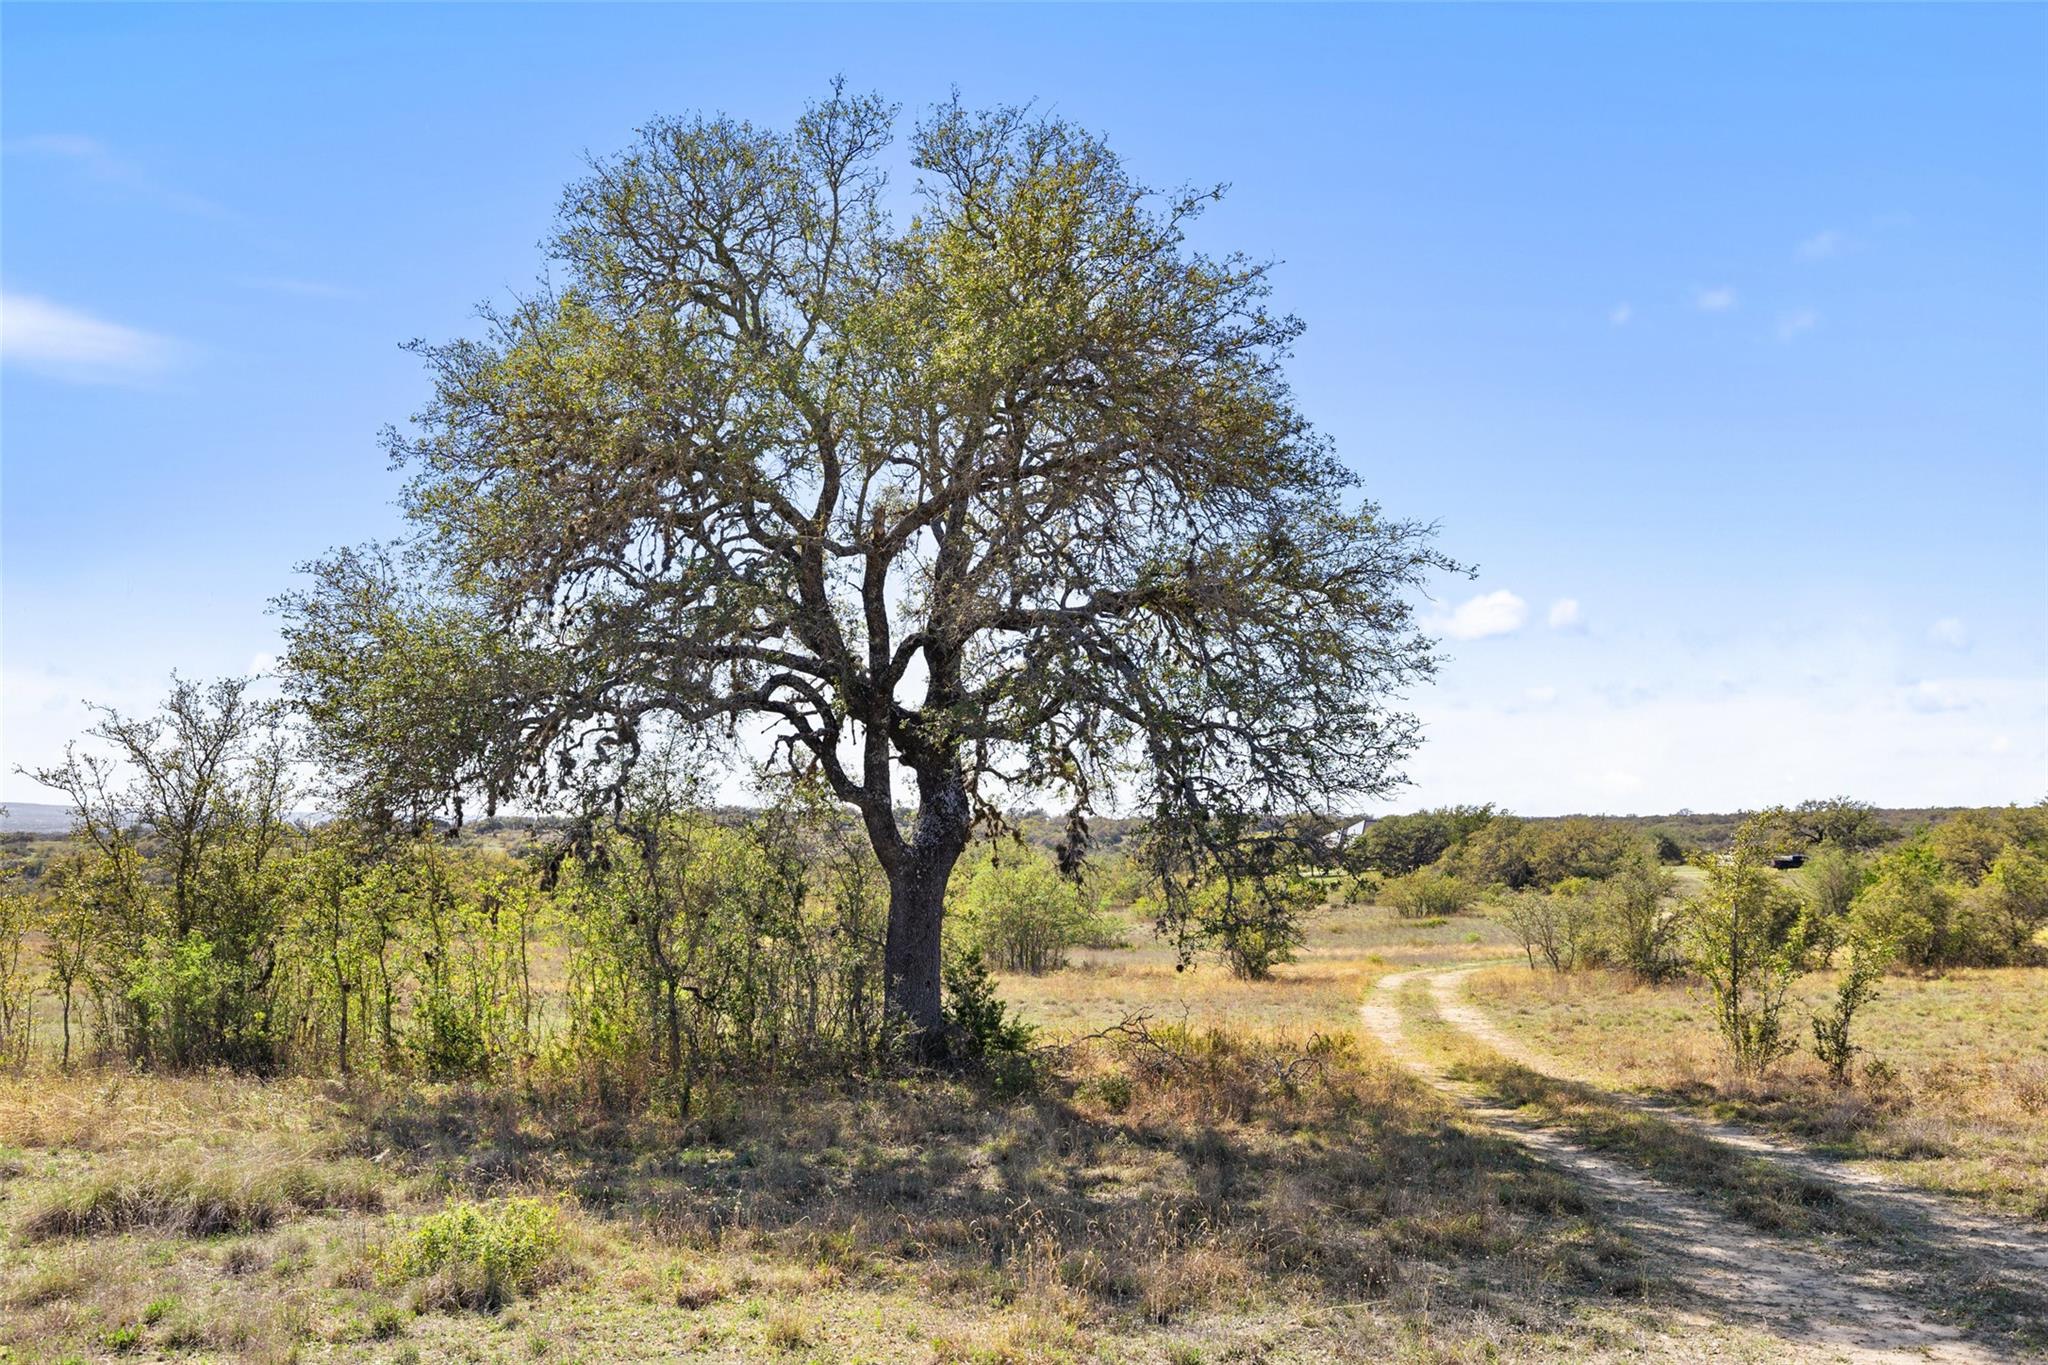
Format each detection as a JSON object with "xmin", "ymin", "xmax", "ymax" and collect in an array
[{"xmin": 1362, "ymin": 965, "xmax": 2042, "ymax": 1363}]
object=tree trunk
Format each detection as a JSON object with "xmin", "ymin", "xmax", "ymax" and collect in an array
[{"xmin": 882, "ymin": 769, "xmax": 970, "ymax": 1055}]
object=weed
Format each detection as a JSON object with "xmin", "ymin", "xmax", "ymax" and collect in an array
[{"xmin": 368, "ymin": 1301, "xmax": 407, "ymax": 1339}]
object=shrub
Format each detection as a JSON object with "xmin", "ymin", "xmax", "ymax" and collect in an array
[
  {"xmin": 1849, "ymin": 848, "xmax": 1972, "ymax": 969},
  {"xmin": 407, "ymin": 991, "xmax": 493, "ymax": 1080},
  {"xmin": 1811, "ymin": 929, "xmax": 1894, "ymax": 1086},
  {"xmin": 950, "ymin": 848, "xmax": 1110, "ymax": 974},
  {"xmin": 1599, "ymin": 854, "xmax": 1679, "ymax": 980},
  {"xmin": 368, "ymin": 1302, "xmax": 408, "ymax": 1339},
  {"xmin": 1685, "ymin": 838, "xmax": 1809, "ymax": 1078},
  {"xmin": 1181, "ymin": 874, "xmax": 1319, "ymax": 979},
  {"xmin": 1971, "ymin": 847, "xmax": 2048, "ymax": 965},
  {"xmin": 383, "ymin": 1198, "xmax": 568, "ymax": 1312},
  {"xmin": 942, "ymin": 946, "xmax": 1036, "ymax": 1092},
  {"xmin": 1498, "ymin": 880, "xmax": 1603, "ymax": 972},
  {"xmin": 1804, "ymin": 844, "xmax": 1867, "ymax": 928},
  {"xmin": 1384, "ymin": 867, "xmax": 1476, "ymax": 919}
]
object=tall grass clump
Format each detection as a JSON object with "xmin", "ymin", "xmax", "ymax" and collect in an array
[{"xmin": 20, "ymin": 1146, "xmax": 385, "ymax": 1240}]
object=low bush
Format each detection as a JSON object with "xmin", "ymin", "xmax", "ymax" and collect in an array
[
  {"xmin": 1384, "ymin": 868, "xmax": 1476, "ymax": 919},
  {"xmin": 382, "ymin": 1197, "xmax": 569, "ymax": 1312},
  {"xmin": 950, "ymin": 847, "xmax": 1115, "ymax": 975},
  {"xmin": 942, "ymin": 947, "xmax": 1038, "ymax": 1094}
]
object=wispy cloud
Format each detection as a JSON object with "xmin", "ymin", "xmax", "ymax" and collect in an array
[
  {"xmin": 1928, "ymin": 617, "xmax": 1969, "ymax": 650},
  {"xmin": 5, "ymin": 133, "xmax": 233, "ymax": 221},
  {"xmin": 1435, "ymin": 590, "xmax": 1528, "ymax": 641},
  {"xmin": 1694, "ymin": 286, "xmax": 1737, "ymax": 313},
  {"xmin": 1775, "ymin": 308, "xmax": 1820, "ymax": 342},
  {"xmin": 1547, "ymin": 598, "xmax": 1583, "ymax": 630},
  {"xmin": 0, "ymin": 292, "xmax": 180, "ymax": 386},
  {"xmin": 1904, "ymin": 679, "xmax": 1973, "ymax": 714},
  {"xmin": 1797, "ymin": 229, "xmax": 1848, "ymax": 261},
  {"xmin": 1608, "ymin": 302, "xmax": 1633, "ymax": 327}
]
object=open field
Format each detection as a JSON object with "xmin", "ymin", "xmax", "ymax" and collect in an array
[{"xmin": 1, "ymin": 901, "xmax": 2043, "ymax": 1363}]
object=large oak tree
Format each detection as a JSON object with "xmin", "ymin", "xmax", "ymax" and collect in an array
[{"xmin": 281, "ymin": 89, "xmax": 1458, "ymax": 1048}]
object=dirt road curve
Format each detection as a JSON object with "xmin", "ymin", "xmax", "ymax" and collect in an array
[
  {"xmin": 1363, "ymin": 966, "xmax": 2039, "ymax": 1364},
  {"xmin": 1425, "ymin": 965, "xmax": 2048, "ymax": 1277}
]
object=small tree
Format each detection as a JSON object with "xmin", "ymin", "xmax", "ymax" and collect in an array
[
  {"xmin": 1686, "ymin": 830, "xmax": 1810, "ymax": 1079},
  {"xmin": 0, "ymin": 874, "xmax": 34, "ymax": 1069},
  {"xmin": 1499, "ymin": 880, "xmax": 1601, "ymax": 973},
  {"xmin": 1804, "ymin": 843, "xmax": 1867, "ymax": 929},
  {"xmin": 1165, "ymin": 868, "xmax": 1319, "ymax": 979},
  {"xmin": 1599, "ymin": 850, "xmax": 1679, "ymax": 980},
  {"xmin": 40, "ymin": 856, "xmax": 104, "ymax": 1068},
  {"xmin": 25, "ymin": 676, "xmax": 298, "ymax": 1071},
  {"xmin": 1811, "ymin": 927, "xmax": 1894, "ymax": 1086},
  {"xmin": 1971, "ymin": 847, "xmax": 2048, "ymax": 966}
]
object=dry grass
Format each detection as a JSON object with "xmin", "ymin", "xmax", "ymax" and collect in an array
[
  {"xmin": 0, "ymin": 1070, "xmax": 348, "ymax": 1152},
  {"xmin": 1465, "ymin": 963, "xmax": 2048, "ymax": 1218},
  {"xmin": 0, "ymin": 905, "xmax": 1837, "ymax": 1361},
  {"xmin": 19, "ymin": 1143, "xmax": 387, "ymax": 1239}
]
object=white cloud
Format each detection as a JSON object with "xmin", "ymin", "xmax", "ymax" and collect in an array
[
  {"xmin": 1435, "ymin": 590, "xmax": 1528, "ymax": 641},
  {"xmin": 1608, "ymin": 302, "xmax": 1632, "ymax": 326},
  {"xmin": 1357, "ymin": 663, "xmax": 2045, "ymax": 816},
  {"xmin": 1928, "ymin": 617, "xmax": 1969, "ymax": 650},
  {"xmin": 1547, "ymin": 598, "xmax": 1583, "ymax": 630},
  {"xmin": 1776, "ymin": 308, "xmax": 1820, "ymax": 342},
  {"xmin": 0, "ymin": 292, "xmax": 179, "ymax": 386},
  {"xmin": 1798, "ymin": 229, "xmax": 1847, "ymax": 260},
  {"xmin": 1694, "ymin": 286, "xmax": 1737, "ymax": 313},
  {"xmin": 1904, "ymin": 680, "xmax": 1972, "ymax": 714},
  {"xmin": 1523, "ymin": 685, "xmax": 1558, "ymax": 706}
]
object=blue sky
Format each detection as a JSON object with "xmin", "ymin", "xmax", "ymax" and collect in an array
[{"xmin": 4, "ymin": 3, "xmax": 2043, "ymax": 813}]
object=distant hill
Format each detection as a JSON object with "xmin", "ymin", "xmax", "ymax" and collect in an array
[{"xmin": 0, "ymin": 802, "xmax": 80, "ymax": 834}]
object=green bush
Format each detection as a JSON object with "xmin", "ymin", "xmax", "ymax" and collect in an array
[
  {"xmin": 941, "ymin": 946, "xmax": 1037, "ymax": 1092},
  {"xmin": 1598, "ymin": 853, "xmax": 1679, "ymax": 980},
  {"xmin": 1850, "ymin": 848, "xmax": 1968, "ymax": 970},
  {"xmin": 406, "ymin": 991, "xmax": 492, "ymax": 1080},
  {"xmin": 1383, "ymin": 867, "xmax": 1476, "ymax": 919},
  {"xmin": 950, "ymin": 847, "xmax": 1112, "ymax": 974},
  {"xmin": 383, "ymin": 1198, "xmax": 567, "ymax": 1312},
  {"xmin": 1972, "ymin": 847, "xmax": 2048, "ymax": 965}
]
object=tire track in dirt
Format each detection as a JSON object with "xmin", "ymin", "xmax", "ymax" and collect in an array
[
  {"xmin": 1429, "ymin": 964, "xmax": 2048, "ymax": 1278},
  {"xmin": 1362, "ymin": 967, "xmax": 2014, "ymax": 1364}
]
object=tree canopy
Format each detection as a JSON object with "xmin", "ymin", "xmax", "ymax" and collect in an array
[{"xmin": 281, "ymin": 89, "xmax": 1457, "ymax": 1045}]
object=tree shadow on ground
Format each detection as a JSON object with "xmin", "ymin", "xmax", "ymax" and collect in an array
[{"xmin": 338, "ymin": 1037, "xmax": 1650, "ymax": 1335}]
